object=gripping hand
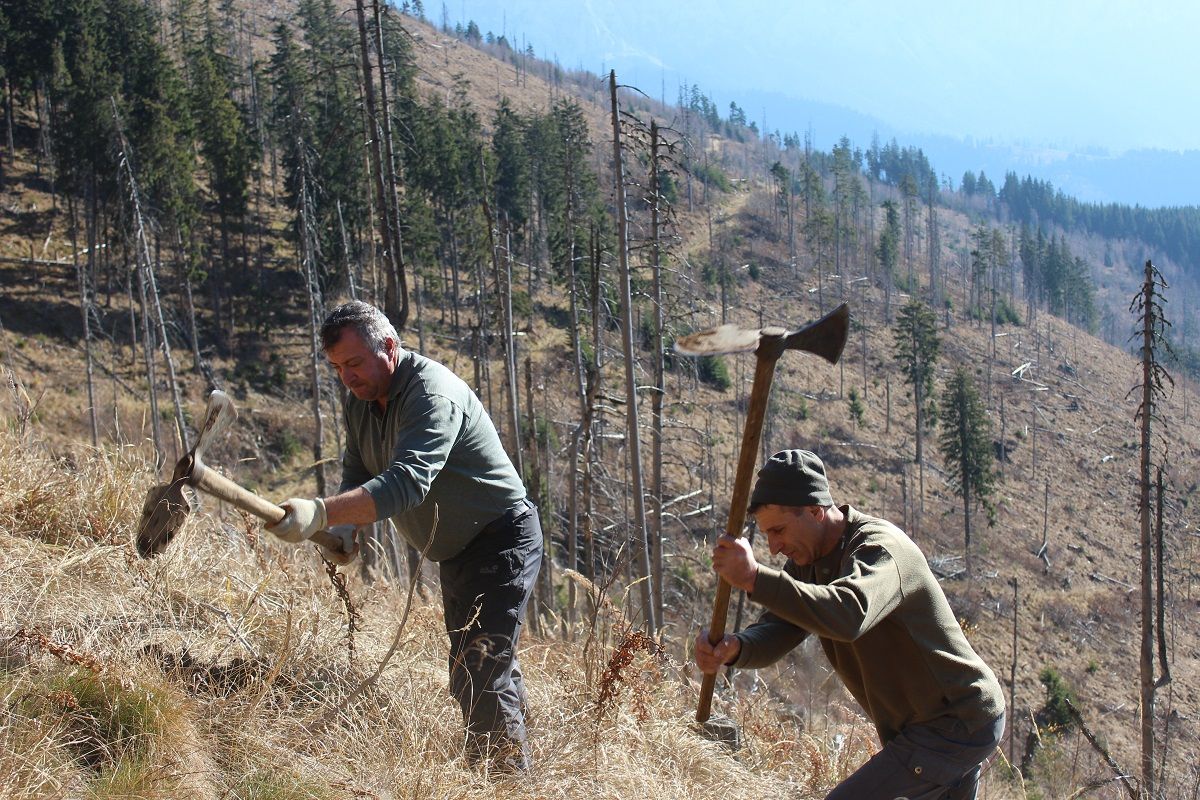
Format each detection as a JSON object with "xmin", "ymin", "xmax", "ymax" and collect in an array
[
  {"xmin": 319, "ymin": 524, "xmax": 362, "ymax": 566},
  {"xmin": 266, "ymin": 497, "xmax": 327, "ymax": 543}
]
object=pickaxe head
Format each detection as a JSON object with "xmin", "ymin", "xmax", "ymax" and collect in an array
[
  {"xmin": 135, "ymin": 390, "xmax": 236, "ymax": 557},
  {"xmin": 674, "ymin": 302, "xmax": 850, "ymax": 363}
]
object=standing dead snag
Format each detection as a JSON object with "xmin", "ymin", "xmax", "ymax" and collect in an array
[
  {"xmin": 608, "ymin": 71, "xmax": 655, "ymax": 638},
  {"xmin": 1129, "ymin": 258, "xmax": 1174, "ymax": 798},
  {"xmin": 353, "ymin": 0, "xmax": 407, "ymax": 329},
  {"xmin": 111, "ymin": 98, "xmax": 188, "ymax": 468}
]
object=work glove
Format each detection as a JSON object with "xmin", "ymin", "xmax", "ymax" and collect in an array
[
  {"xmin": 266, "ymin": 497, "xmax": 327, "ymax": 543},
  {"xmin": 319, "ymin": 524, "xmax": 362, "ymax": 567}
]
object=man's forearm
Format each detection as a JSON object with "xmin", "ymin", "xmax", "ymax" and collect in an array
[{"xmin": 322, "ymin": 487, "xmax": 380, "ymax": 527}]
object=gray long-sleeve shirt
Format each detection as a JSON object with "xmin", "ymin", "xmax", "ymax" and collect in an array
[
  {"xmin": 734, "ymin": 506, "xmax": 1005, "ymax": 744},
  {"xmin": 339, "ymin": 349, "xmax": 526, "ymax": 562}
]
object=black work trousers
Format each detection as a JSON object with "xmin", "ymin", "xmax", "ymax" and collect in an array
[{"xmin": 439, "ymin": 499, "xmax": 542, "ymax": 772}]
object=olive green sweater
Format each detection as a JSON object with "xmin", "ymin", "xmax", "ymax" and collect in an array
[
  {"xmin": 339, "ymin": 350, "xmax": 526, "ymax": 562},
  {"xmin": 734, "ymin": 506, "xmax": 1005, "ymax": 743}
]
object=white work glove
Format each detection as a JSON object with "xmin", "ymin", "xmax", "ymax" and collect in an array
[
  {"xmin": 266, "ymin": 497, "xmax": 327, "ymax": 543},
  {"xmin": 319, "ymin": 524, "xmax": 362, "ymax": 566}
]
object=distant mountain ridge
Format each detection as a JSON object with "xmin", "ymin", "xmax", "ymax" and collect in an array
[{"xmin": 730, "ymin": 88, "xmax": 1200, "ymax": 208}]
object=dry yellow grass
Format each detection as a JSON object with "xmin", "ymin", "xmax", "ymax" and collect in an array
[{"xmin": 0, "ymin": 412, "xmax": 1041, "ymax": 799}]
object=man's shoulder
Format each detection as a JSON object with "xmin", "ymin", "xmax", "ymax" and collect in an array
[
  {"xmin": 394, "ymin": 351, "xmax": 477, "ymax": 408},
  {"xmin": 845, "ymin": 506, "xmax": 904, "ymax": 538},
  {"xmin": 844, "ymin": 507, "xmax": 919, "ymax": 553}
]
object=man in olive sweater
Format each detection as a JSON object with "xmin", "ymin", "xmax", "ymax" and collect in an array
[
  {"xmin": 696, "ymin": 450, "xmax": 1005, "ymax": 799},
  {"xmin": 268, "ymin": 301, "xmax": 541, "ymax": 773}
]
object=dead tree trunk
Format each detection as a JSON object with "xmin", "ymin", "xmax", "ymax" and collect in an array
[
  {"xmin": 371, "ymin": 0, "xmax": 409, "ymax": 327},
  {"xmin": 135, "ymin": 241, "xmax": 162, "ymax": 467},
  {"xmin": 177, "ymin": 230, "xmax": 205, "ymax": 378},
  {"xmin": 609, "ymin": 71, "xmax": 655, "ymax": 637},
  {"xmin": 585, "ymin": 231, "xmax": 603, "ymax": 587},
  {"xmin": 69, "ymin": 195, "xmax": 100, "ymax": 447},
  {"xmin": 525, "ymin": 356, "xmax": 548, "ymax": 630},
  {"xmin": 502, "ymin": 230, "xmax": 522, "ymax": 473},
  {"xmin": 1036, "ymin": 477, "xmax": 1051, "ymax": 573},
  {"xmin": 113, "ymin": 99, "xmax": 188, "ymax": 466},
  {"xmin": 649, "ymin": 120, "xmax": 666, "ymax": 626},
  {"xmin": 297, "ymin": 139, "xmax": 327, "ymax": 495},
  {"xmin": 336, "ymin": 199, "xmax": 358, "ymax": 300},
  {"xmin": 1009, "ymin": 577, "xmax": 1019, "ymax": 764},
  {"xmin": 478, "ymin": 185, "xmax": 522, "ymax": 467},
  {"xmin": 565, "ymin": 221, "xmax": 586, "ymax": 630},
  {"xmin": 353, "ymin": 0, "xmax": 405, "ymax": 328},
  {"xmin": 1134, "ymin": 258, "xmax": 1174, "ymax": 797}
]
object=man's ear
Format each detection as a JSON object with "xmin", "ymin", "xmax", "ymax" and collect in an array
[{"xmin": 383, "ymin": 336, "xmax": 398, "ymax": 359}]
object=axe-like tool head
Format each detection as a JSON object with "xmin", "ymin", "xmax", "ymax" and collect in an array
[
  {"xmin": 135, "ymin": 391, "xmax": 356, "ymax": 562},
  {"xmin": 674, "ymin": 302, "xmax": 850, "ymax": 364},
  {"xmin": 135, "ymin": 390, "xmax": 237, "ymax": 557}
]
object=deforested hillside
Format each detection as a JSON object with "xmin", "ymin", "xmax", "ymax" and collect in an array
[{"xmin": 1, "ymin": 2, "xmax": 1198, "ymax": 798}]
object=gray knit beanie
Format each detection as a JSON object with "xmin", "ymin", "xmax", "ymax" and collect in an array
[{"xmin": 749, "ymin": 450, "xmax": 834, "ymax": 509}]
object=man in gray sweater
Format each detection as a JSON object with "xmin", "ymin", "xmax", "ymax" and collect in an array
[
  {"xmin": 696, "ymin": 450, "xmax": 1005, "ymax": 799},
  {"xmin": 268, "ymin": 301, "xmax": 541, "ymax": 773}
]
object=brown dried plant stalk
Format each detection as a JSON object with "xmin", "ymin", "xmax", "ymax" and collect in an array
[
  {"xmin": 323, "ymin": 554, "xmax": 361, "ymax": 667},
  {"xmin": 11, "ymin": 627, "xmax": 106, "ymax": 674},
  {"xmin": 595, "ymin": 625, "xmax": 668, "ymax": 723}
]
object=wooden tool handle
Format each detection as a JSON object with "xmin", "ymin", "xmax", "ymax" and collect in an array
[
  {"xmin": 191, "ymin": 461, "xmax": 350, "ymax": 554},
  {"xmin": 697, "ymin": 340, "xmax": 783, "ymax": 723},
  {"xmin": 192, "ymin": 460, "xmax": 285, "ymax": 524}
]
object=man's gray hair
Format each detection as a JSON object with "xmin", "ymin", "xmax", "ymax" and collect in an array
[{"xmin": 321, "ymin": 301, "xmax": 399, "ymax": 353}]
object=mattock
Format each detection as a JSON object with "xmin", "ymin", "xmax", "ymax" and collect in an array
[
  {"xmin": 675, "ymin": 303, "xmax": 850, "ymax": 739},
  {"xmin": 135, "ymin": 390, "xmax": 354, "ymax": 560}
]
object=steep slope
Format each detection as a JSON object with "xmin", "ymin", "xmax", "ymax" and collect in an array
[{"xmin": 1, "ymin": 5, "xmax": 1197, "ymax": 798}]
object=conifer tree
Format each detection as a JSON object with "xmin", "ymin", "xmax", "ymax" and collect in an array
[
  {"xmin": 925, "ymin": 173, "xmax": 941, "ymax": 306},
  {"xmin": 938, "ymin": 366, "xmax": 995, "ymax": 574},
  {"xmin": 831, "ymin": 137, "xmax": 856, "ymax": 298},
  {"xmin": 893, "ymin": 298, "xmax": 940, "ymax": 534},
  {"xmin": 900, "ymin": 172, "xmax": 919, "ymax": 286},
  {"xmin": 297, "ymin": 0, "xmax": 368, "ymax": 291},
  {"xmin": 543, "ymin": 98, "xmax": 598, "ymax": 286},
  {"xmin": 491, "ymin": 97, "xmax": 530, "ymax": 244},
  {"xmin": 186, "ymin": 7, "xmax": 256, "ymax": 347},
  {"xmin": 877, "ymin": 199, "xmax": 900, "ymax": 322}
]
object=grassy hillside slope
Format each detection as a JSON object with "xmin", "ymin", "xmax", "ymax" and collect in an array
[{"xmin": 1, "ymin": 7, "xmax": 1198, "ymax": 799}]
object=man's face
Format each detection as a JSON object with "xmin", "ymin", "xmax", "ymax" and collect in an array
[
  {"xmin": 325, "ymin": 328, "xmax": 396, "ymax": 404},
  {"xmin": 753, "ymin": 504, "xmax": 831, "ymax": 566}
]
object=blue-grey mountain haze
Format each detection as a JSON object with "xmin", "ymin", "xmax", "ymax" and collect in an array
[{"xmin": 448, "ymin": 0, "xmax": 1200, "ymax": 207}]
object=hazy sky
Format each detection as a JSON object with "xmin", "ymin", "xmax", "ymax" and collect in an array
[{"xmin": 448, "ymin": 0, "xmax": 1200, "ymax": 155}]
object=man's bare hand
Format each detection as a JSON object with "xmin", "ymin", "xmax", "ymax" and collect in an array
[
  {"xmin": 712, "ymin": 533, "xmax": 758, "ymax": 593},
  {"xmin": 695, "ymin": 628, "xmax": 742, "ymax": 674}
]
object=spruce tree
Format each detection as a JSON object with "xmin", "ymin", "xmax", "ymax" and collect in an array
[
  {"xmin": 893, "ymin": 298, "xmax": 940, "ymax": 534},
  {"xmin": 878, "ymin": 200, "xmax": 900, "ymax": 322},
  {"xmin": 491, "ymin": 97, "xmax": 530, "ymax": 243},
  {"xmin": 298, "ymin": 0, "xmax": 369, "ymax": 289},
  {"xmin": 938, "ymin": 366, "xmax": 996, "ymax": 574}
]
